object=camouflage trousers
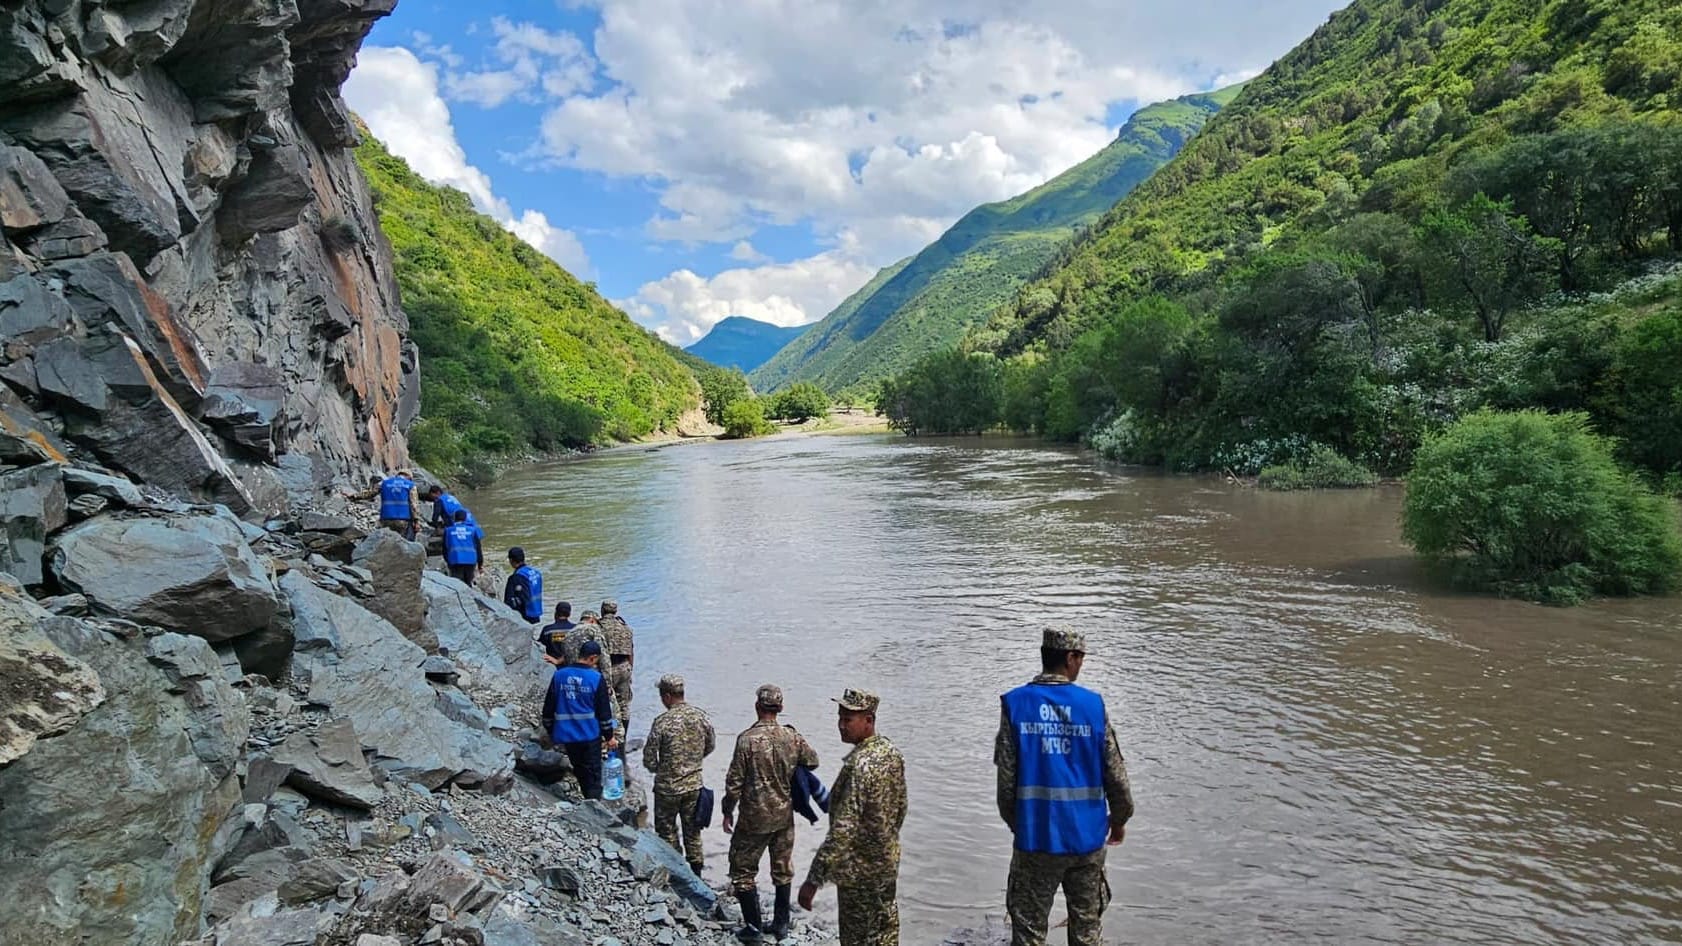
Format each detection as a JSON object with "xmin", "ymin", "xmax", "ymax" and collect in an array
[
  {"xmin": 837, "ymin": 880, "xmax": 899, "ymax": 946},
  {"xmin": 728, "ymin": 825, "xmax": 794, "ymax": 892},
  {"xmin": 1006, "ymin": 848, "xmax": 1110, "ymax": 946},
  {"xmin": 653, "ymin": 789, "xmax": 704, "ymax": 873},
  {"xmin": 608, "ymin": 661, "xmax": 633, "ymax": 728}
]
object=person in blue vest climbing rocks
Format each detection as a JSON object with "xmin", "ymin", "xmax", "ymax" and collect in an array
[
  {"xmin": 424, "ymin": 483, "xmax": 476, "ymax": 532},
  {"xmin": 995, "ymin": 626, "xmax": 1134, "ymax": 946},
  {"xmin": 440, "ymin": 509, "xmax": 483, "ymax": 586},
  {"xmin": 503, "ymin": 547, "xmax": 544, "ymax": 624},
  {"xmin": 541, "ymin": 640, "xmax": 618, "ymax": 799},
  {"xmin": 376, "ymin": 468, "xmax": 421, "ymax": 540}
]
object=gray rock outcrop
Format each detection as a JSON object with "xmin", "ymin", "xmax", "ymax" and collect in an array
[
  {"xmin": 0, "ymin": 583, "xmax": 104, "ymax": 764},
  {"xmin": 50, "ymin": 511, "xmax": 279, "ymax": 641},
  {"xmin": 351, "ymin": 528, "xmax": 428, "ymax": 642},
  {"xmin": 420, "ymin": 570, "xmax": 548, "ymax": 690},
  {"xmin": 269, "ymin": 716, "xmax": 383, "ymax": 809}
]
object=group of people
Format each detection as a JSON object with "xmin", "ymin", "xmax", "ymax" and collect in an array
[{"xmin": 363, "ymin": 473, "xmax": 1136, "ymax": 946}]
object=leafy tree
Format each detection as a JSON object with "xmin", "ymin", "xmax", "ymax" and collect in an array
[
  {"xmin": 768, "ymin": 383, "xmax": 830, "ymax": 423},
  {"xmin": 878, "ymin": 351, "xmax": 1003, "ymax": 435},
  {"xmin": 698, "ymin": 368, "xmax": 752, "ymax": 426},
  {"xmin": 1416, "ymin": 195, "xmax": 1560, "ymax": 342},
  {"xmin": 1402, "ymin": 410, "xmax": 1682, "ymax": 603},
  {"xmin": 719, "ymin": 398, "xmax": 774, "ymax": 439},
  {"xmin": 1608, "ymin": 308, "xmax": 1682, "ymax": 477}
]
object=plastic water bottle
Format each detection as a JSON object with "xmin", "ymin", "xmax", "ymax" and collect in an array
[{"xmin": 603, "ymin": 748, "xmax": 625, "ymax": 800}]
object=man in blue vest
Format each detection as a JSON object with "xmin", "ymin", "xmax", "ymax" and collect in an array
[
  {"xmin": 440, "ymin": 510, "xmax": 483, "ymax": 586},
  {"xmin": 377, "ymin": 468, "xmax": 421, "ymax": 540},
  {"xmin": 995, "ymin": 627, "xmax": 1134, "ymax": 946},
  {"xmin": 503, "ymin": 547, "xmax": 544, "ymax": 624},
  {"xmin": 541, "ymin": 640, "xmax": 618, "ymax": 799},
  {"xmin": 424, "ymin": 484, "xmax": 475, "ymax": 531}
]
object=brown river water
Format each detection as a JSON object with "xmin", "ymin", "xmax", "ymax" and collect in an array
[{"xmin": 465, "ymin": 434, "xmax": 1682, "ymax": 944}]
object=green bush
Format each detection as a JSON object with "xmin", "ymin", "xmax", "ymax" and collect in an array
[
  {"xmin": 720, "ymin": 399, "xmax": 774, "ymax": 439},
  {"xmin": 1402, "ymin": 410, "xmax": 1682, "ymax": 604},
  {"xmin": 1259, "ymin": 443, "xmax": 1380, "ymax": 489},
  {"xmin": 699, "ymin": 368, "xmax": 752, "ymax": 426},
  {"xmin": 1609, "ymin": 308, "xmax": 1682, "ymax": 477},
  {"xmin": 768, "ymin": 382, "xmax": 830, "ymax": 423}
]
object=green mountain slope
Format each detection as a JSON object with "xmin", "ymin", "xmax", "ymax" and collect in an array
[
  {"xmin": 981, "ymin": 0, "xmax": 1682, "ymax": 354},
  {"xmin": 355, "ymin": 134, "xmax": 698, "ymax": 470},
  {"xmin": 750, "ymin": 87, "xmax": 1238, "ymax": 393},
  {"xmin": 685, "ymin": 317, "xmax": 809, "ymax": 373}
]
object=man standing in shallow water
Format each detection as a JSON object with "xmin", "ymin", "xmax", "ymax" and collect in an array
[
  {"xmin": 995, "ymin": 627, "xmax": 1134, "ymax": 946},
  {"xmin": 800, "ymin": 688, "xmax": 907, "ymax": 946}
]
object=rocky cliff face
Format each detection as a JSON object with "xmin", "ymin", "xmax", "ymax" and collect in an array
[{"xmin": 1, "ymin": 0, "xmax": 417, "ymax": 518}]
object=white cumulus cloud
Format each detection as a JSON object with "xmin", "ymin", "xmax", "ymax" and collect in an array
[
  {"xmin": 618, "ymin": 251, "xmax": 881, "ymax": 346},
  {"xmin": 344, "ymin": 46, "xmax": 593, "ymax": 278}
]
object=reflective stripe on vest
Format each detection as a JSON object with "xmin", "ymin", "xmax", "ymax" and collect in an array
[
  {"xmin": 1002, "ymin": 682, "xmax": 1109, "ymax": 855},
  {"xmin": 516, "ymin": 564, "xmax": 543, "ymax": 621},
  {"xmin": 379, "ymin": 476, "xmax": 414, "ymax": 520},
  {"xmin": 442, "ymin": 524, "xmax": 479, "ymax": 565},
  {"xmin": 549, "ymin": 667, "xmax": 602, "ymax": 743}
]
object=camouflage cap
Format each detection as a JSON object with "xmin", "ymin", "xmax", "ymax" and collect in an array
[
  {"xmin": 601, "ymin": 599, "xmax": 619, "ymax": 614},
  {"xmin": 1042, "ymin": 626, "xmax": 1087, "ymax": 653},
  {"xmin": 581, "ymin": 609, "xmax": 600, "ymax": 621},
  {"xmin": 755, "ymin": 683, "xmax": 784, "ymax": 710},
  {"xmin": 832, "ymin": 688, "xmax": 879, "ymax": 714},
  {"xmin": 659, "ymin": 673, "xmax": 685, "ymax": 694}
]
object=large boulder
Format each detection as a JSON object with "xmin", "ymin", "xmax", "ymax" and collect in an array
[
  {"xmin": 268, "ymin": 717, "xmax": 383, "ymax": 809},
  {"xmin": 0, "ymin": 584, "xmax": 105, "ymax": 765},
  {"xmin": 51, "ymin": 512, "xmax": 279, "ymax": 641},
  {"xmin": 0, "ymin": 462, "xmax": 67, "ymax": 585},
  {"xmin": 282, "ymin": 572, "xmax": 511, "ymax": 789},
  {"xmin": 419, "ymin": 571, "xmax": 547, "ymax": 691},
  {"xmin": 0, "ymin": 598, "xmax": 249, "ymax": 946},
  {"xmin": 351, "ymin": 528, "xmax": 428, "ymax": 643}
]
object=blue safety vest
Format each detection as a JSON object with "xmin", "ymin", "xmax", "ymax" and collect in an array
[
  {"xmin": 435, "ymin": 492, "xmax": 475, "ymax": 526},
  {"xmin": 1001, "ymin": 682, "xmax": 1109, "ymax": 855},
  {"xmin": 548, "ymin": 666, "xmax": 604, "ymax": 743},
  {"xmin": 514, "ymin": 563, "xmax": 543, "ymax": 621},
  {"xmin": 379, "ymin": 476, "xmax": 414, "ymax": 520},
  {"xmin": 442, "ymin": 522, "xmax": 481, "ymax": 566}
]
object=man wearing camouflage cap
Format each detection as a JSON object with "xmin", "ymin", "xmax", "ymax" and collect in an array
[
  {"xmin": 599, "ymin": 599, "xmax": 635, "ymax": 731},
  {"xmin": 560, "ymin": 610, "xmax": 609, "ymax": 670},
  {"xmin": 995, "ymin": 627, "xmax": 1134, "ymax": 946},
  {"xmin": 800, "ymin": 688, "xmax": 907, "ymax": 946},
  {"xmin": 723, "ymin": 684, "xmax": 820, "ymax": 943},
  {"xmin": 644, "ymin": 674, "xmax": 716, "ymax": 878}
]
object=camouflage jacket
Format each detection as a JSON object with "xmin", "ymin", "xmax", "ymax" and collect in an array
[
  {"xmin": 724, "ymin": 720, "xmax": 819, "ymax": 833},
  {"xmin": 563, "ymin": 622, "xmax": 609, "ymax": 666},
  {"xmin": 994, "ymin": 673, "xmax": 1134, "ymax": 833},
  {"xmin": 805, "ymin": 734, "xmax": 907, "ymax": 890},
  {"xmin": 599, "ymin": 614, "xmax": 634, "ymax": 658},
  {"xmin": 643, "ymin": 701, "xmax": 716, "ymax": 796}
]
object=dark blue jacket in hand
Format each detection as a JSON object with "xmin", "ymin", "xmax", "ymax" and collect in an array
[{"xmin": 792, "ymin": 765, "xmax": 830, "ymax": 825}]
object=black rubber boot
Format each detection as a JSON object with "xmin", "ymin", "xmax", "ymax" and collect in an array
[
  {"xmin": 688, "ymin": 860, "xmax": 705, "ymax": 880},
  {"xmin": 769, "ymin": 883, "xmax": 792, "ymax": 939},
  {"xmin": 735, "ymin": 890, "xmax": 764, "ymax": 943}
]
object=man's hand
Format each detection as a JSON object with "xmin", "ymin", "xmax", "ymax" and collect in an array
[
  {"xmin": 797, "ymin": 882, "xmax": 818, "ymax": 911},
  {"xmin": 722, "ymin": 813, "xmax": 734, "ymax": 835},
  {"xmin": 1107, "ymin": 824, "xmax": 1126, "ymax": 846},
  {"xmin": 605, "ymin": 736, "xmax": 619, "ymax": 751}
]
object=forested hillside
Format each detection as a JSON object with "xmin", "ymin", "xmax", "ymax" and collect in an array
[
  {"xmin": 750, "ymin": 87, "xmax": 1240, "ymax": 394},
  {"xmin": 356, "ymin": 135, "xmax": 699, "ymax": 472},
  {"xmin": 685, "ymin": 317, "xmax": 809, "ymax": 372},
  {"xmin": 884, "ymin": 0, "xmax": 1682, "ymax": 485}
]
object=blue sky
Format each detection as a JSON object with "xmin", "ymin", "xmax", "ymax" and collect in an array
[{"xmin": 345, "ymin": 0, "xmax": 1345, "ymax": 345}]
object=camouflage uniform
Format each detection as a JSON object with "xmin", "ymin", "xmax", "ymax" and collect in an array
[
  {"xmin": 995, "ymin": 627, "xmax": 1133, "ymax": 946},
  {"xmin": 806, "ymin": 689, "xmax": 907, "ymax": 946},
  {"xmin": 644, "ymin": 676, "xmax": 716, "ymax": 875},
  {"xmin": 599, "ymin": 603, "xmax": 634, "ymax": 730},
  {"xmin": 563, "ymin": 619, "xmax": 609, "ymax": 669},
  {"xmin": 724, "ymin": 685, "xmax": 820, "ymax": 892}
]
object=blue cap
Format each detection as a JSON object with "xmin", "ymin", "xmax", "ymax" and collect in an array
[{"xmin": 579, "ymin": 640, "xmax": 602, "ymax": 657}]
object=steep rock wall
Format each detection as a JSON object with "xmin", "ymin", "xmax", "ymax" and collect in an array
[{"xmin": 0, "ymin": 0, "xmax": 414, "ymax": 515}]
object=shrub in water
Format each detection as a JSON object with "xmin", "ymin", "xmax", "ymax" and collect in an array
[
  {"xmin": 1259, "ymin": 443, "xmax": 1379, "ymax": 490},
  {"xmin": 1402, "ymin": 410, "xmax": 1682, "ymax": 604}
]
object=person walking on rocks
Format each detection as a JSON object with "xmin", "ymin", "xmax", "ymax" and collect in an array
[
  {"xmin": 644, "ymin": 674, "xmax": 716, "ymax": 878},
  {"xmin": 599, "ymin": 599, "xmax": 635, "ymax": 730},
  {"xmin": 723, "ymin": 684, "xmax": 820, "ymax": 943},
  {"xmin": 425, "ymin": 484, "xmax": 476, "ymax": 531},
  {"xmin": 376, "ymin": 468, "xmax": 421, "ymax": 540},
  {"xmin": 503, "ymin": 547, "xmax": 543, "ymax": 624},
  {"xmin": 542, "ymin": 640, "xmax": 618, "ymax": 799},
  {"xmin": 996, "ymin": 627, "xmax": 1133, "ymax": 946},
  {"xmin": 799, "ymin": 688, "xmax": 907, "ymax": 946},
  {"xmin": 565, "ymin": 610, "xmax": 610, "ymax": 669},
  {"xmin": 441, "ymin": 509, "xmax": 484, "ymax": 586},
  {"xmin": 539, "ymin": 601, "xmax": 575, "ymax": 666}
]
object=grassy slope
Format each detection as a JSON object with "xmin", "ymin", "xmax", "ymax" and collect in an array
[
  {"xmin": 356, "ymin": 135, "xmax": 698, "ymax": 464},
  {"xmin": 750, "ymin": 88, "xmax": 1237, "ymax": 393},
  {"xmin": 982, "ymin": 0, "xmax": 1682, "ymax": 353}
]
